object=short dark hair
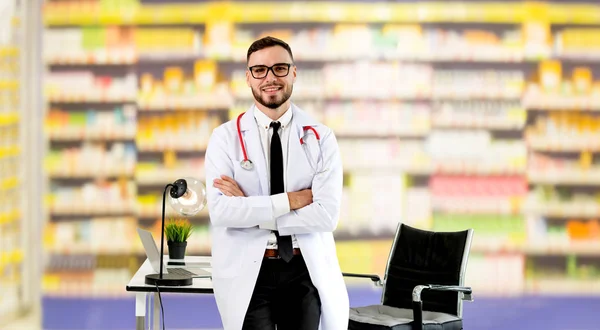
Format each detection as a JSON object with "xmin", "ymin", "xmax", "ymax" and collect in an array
[{"xmin": 246, "ymin": 36, "xmax": 294, "ymax": 64}]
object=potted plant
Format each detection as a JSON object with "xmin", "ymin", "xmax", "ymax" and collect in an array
[{"xmin": 164, "ymin": 217, "xmax": 194, "ymax": 260}]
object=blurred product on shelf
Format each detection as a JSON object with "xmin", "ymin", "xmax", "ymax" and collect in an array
[
  {"xmin": 467, "ymin": 254, "xmax": 525, "ymax": 296},
  {"xmin": 136, "ymin": 111, "xmax": 220, "ymax": 151},
  {"xmin": 48, "ymin": 180, "xmax": 137, "ymax": 215},
  {"xmin": 136, "ymin": 156, "xmax": 205, "ymax": 186},
  {"xmin": 432, "ymin": 100, "xmax": 526, "ymax": 130},
  {"xmin": 138, "ymin": 62, "xmax": 232, "ymax": 110},
  {"xmin": 324, "ymin": 101, "xmax": 430, "ymax": 137},
  {"xmin": 338, "ymin": 173, "xmax": 405, "ymax": 238},
  {"xmin": 525, "ymin": 185, "xmax": 600, "ymax": 219},
  {"xmin": 426, "ymin": 130, "xmax": 527, "ymax": 175},
  {"xmin": 46, "ymin": 105, "xmax": 136, "ymax": 141},
  {"xmin": 322, "ymin": 62, "xmax": 432, "ymax": 99},
  {"xmin": 567, "ymin": 220, "xmax": 600, "ymax": 241},
  {"xmin": 433, "ymin": 213, "xmax": 525, "ymax": 237},
  {"xmin": 430, "ymin": 175, "xmax": 528, "ymax": 214},
  {"xmin": 136, "ymin": 192, "xmax": 209, "ymax": 220},
  {"xmin": 44, "ymin": 27, "xmax": 136, "ymax": 64},
  {"xmin": 46, "ymin": 71, "xmax": 137, "ymax": 102},
  {"xmin": 433, "ymin": 70, "xmax": 524, "ymax": 99},
  {"xmin": 135, "ymin": 28, "xmax": 201, "ymax": 59},
  {"xmin": 526, "ymin": 112, "xmax": 600, "ymax": 151},
  {"xmin": 44, "ymin": 217, "xmax": 138, "ymax": 254},
  {"xmin": 554, "ymin": 28, "xmax": 600, "ymax": 59},
  {"xmin": 338, "ymin": 139, "xmax": 430, "ymax": 173},
  {"xmin": 528, "ymin": 152, "xmax": 600, "ymax": 185},
  {"xmin": 524, "ymin": 60, "xmax": 600, "ymax": 110},
  {"xmin": 45, "ymin": 142, "xmax": 135, "ymax": 178}
]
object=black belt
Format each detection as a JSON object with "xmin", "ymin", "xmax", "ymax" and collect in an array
[{"xmin": 264, "ymin": 248, "xmax": 301, "ymax": 259}]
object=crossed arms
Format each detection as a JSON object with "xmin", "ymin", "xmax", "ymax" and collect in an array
[{"xmin": 204, "ymin": 125, "xmax": 343, "ymax": 235}]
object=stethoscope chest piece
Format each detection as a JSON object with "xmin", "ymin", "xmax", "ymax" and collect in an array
[{"xmin": 240, "ymin": 159, "xmax": 253, "ymax": 170}]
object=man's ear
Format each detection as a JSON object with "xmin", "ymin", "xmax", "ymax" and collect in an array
[
  {"xmin": 292, "ymin": 66, "xmax": 297, "ymax": 83},
  {"xmin": 246, "ymin": 70, "xmax": 251, "ymax": 87}
]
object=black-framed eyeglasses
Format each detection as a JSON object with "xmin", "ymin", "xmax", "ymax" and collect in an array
[{"xmin": 248, "ymin": 63, "xmax": 292, "ymax": 79}]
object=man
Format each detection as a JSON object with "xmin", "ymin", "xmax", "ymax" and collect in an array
[{"xmin": 204, "ymin": 36, "xmax": 349, "ymax": 330}]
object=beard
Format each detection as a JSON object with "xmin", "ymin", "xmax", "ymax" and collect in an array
[{"xmin": 252, "ymin": 83, "xmax": 293, "ymax": 110}]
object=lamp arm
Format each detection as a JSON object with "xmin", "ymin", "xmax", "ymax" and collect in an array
[{"xmin": 160, "ymin": 183, "xmax": 174, "ymax": 279}]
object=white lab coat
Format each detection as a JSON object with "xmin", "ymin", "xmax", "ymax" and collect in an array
[{"xmin": 204, "ymin": 103, "xmax": 349, "ymax": 330}]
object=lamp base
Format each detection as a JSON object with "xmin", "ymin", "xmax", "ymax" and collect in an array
[{"xmin": 145, "ymin": 273, "xmax": 193, "ymax": 286}]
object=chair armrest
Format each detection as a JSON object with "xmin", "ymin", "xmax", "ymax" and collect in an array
[
  {"xmin": 412, "ymin": 284, "xmax": 473, "ymax": 302},
  {"xmin": 411, "ymin": 285, "xmax": 473, "ymax": 330},
  {"xmin": 342, "ymin": 273, "xmax": 383, "ymax": 287}
]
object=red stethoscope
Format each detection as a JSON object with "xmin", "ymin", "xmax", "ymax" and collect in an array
[{"xmin": 237, "ymin": 112, "xmax": 322, "ymax": 172}]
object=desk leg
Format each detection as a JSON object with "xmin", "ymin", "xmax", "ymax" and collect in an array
[
  {"xmin": 135, "ymin": 293, "xmax": 146, "ymax": 330},
  {"xmin": 154, "ymin": 292, "xmax": 160, "ymax": 330}
]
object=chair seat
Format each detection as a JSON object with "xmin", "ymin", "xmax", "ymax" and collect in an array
[{"xmin": 349, "ymin": 305, "xmax": 462, "ymax": 330}]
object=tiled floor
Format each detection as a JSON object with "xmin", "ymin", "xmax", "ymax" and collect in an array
[{"xmin": 5, "ymin": 292, "xmax": 600, "ymax": 330}]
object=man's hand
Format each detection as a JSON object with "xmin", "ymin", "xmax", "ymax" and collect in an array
[
  {"xmin": 213, "ymin": 175, "xmax": 245, "ymax": 197},
  {"xmin": 288, "ymin": 189, "xmax": 313, "ymax": 210}
]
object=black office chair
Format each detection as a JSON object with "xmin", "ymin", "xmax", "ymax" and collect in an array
[{"xmin": 343, "ymin": 223, "xmax": 474, "ymax": 330}]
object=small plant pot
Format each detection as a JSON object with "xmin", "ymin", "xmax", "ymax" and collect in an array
[{"xmin": 167, "ymin": 241, "xmax": 187, "ymax": 260}]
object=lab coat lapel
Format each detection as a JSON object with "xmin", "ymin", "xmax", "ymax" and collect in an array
[{"xmin": 239, "ymin": 107, "xmax": 268, "ymax": 195}]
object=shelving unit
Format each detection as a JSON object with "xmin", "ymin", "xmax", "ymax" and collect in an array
[
  {"xmin": 0, "ymin": 0, "xmax": 42, "ymax": 327},
  {"xmin": 41, "ymin": 0, "xmax": 600, "ymax": 299},
  {"xmin": 0, "ymin": 2, "xmax": 23, "ymax": 322}
]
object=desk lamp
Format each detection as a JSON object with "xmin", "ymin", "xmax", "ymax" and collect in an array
[{"xmin": 145, "ymin": 177, "xmax": 207, "ymax": 286}]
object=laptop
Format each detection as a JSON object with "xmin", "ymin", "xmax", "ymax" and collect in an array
[{"xmin": 137, "ymin": 228, "xmax": 211, "ymax": 278}]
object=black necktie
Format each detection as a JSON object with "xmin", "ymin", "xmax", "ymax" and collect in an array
[{"xmin": 270, "ymin": 121, "xmax": 293, "ymax": 262}]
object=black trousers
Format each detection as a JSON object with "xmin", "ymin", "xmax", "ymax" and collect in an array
[{"xmin": 242, "ymin": 254, "xmax": 321, "ymax": 330}]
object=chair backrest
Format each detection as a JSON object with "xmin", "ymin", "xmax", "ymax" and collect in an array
[{"xmin": 381, "ymin": 223, "xmax": 472, "ymax": 317}]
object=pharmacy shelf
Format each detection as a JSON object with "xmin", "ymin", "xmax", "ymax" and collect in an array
[
  {"xmin": 136, "ymin": 172, "xmax": 206, "ymax": 187},
  {"xmin": 524, "ymin": 202, "xmax": 600, "ymax": 218},
  {"xmin": 528, "ymin": 169, "xmax": 600, "ymax": 186},
  {"xmin": 431, "ymin": 121, "xmax": 525, "ymax": 131},
  {"xmin": 45, "ymin": 246, "xmax": 210, "ymax": 256},
  {"xmin": 46, "ymin": 53, "xmax": 544, "ymax": 65},
  {"xmin": 136, "ymin": 208, "xmax": 210, "ymax": 221},
  {"xmin": 432, "ymin": 197, "xmax": 524, "ymax": 215},
  {"xmin": 40, "ymin": 0, "xmax": 600, "ymax": 301},
  {"xmin": 47, "ymin": 171, "xmax": 134, "ymax": 179},
  {"xmin": 45, "ymin": 52, "xmax": 137, "ymax": 66},
  {"xmin": 47, "ymin": 133, "xmax": 135, "ymax": 142},
  {"xmin": 472, "ymin": 240, "xmax": 600, "ymax": 256},
  {"xmin": 334, "ymin": 231, "xmax": 395, "ymax": 241},
  {"xmin": 525, "ymin": 278, "xmax": 600, "ymax": 295},
  {"xmin": 232, "ymin": 93, "xmax": 523, "ymax": 102},
  {"xmin": 48, "ymin": 206, "xmax": 137, "ymax": 217},
  {"xmin": 43, "ymin": 2, "xmax": 600, "ymax": 26},
  {"xmin": 527, "ymin": 137, "xmax": 600, "ymax": 152},
  {"xmin": 136, "ymin": 145, "xmax": 208, "ymax": 153},
  {"xmin": 47, "ymin": 95, "xmax": 137, "ymax": 104},
  {"xmin": 523, "ymin": 94, "xmax": 600, "ymax": 111},
  {"xmin": 137, "ymin": 96, "xmax": 233, "ymax": 111}
]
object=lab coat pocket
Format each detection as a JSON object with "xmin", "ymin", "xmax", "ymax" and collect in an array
[
  {"xmin": 211, "ymin": 229, "xmax": 247, "ymax": 278},
  {"xmin": 233, "ymin": 159, "xmax": 261, "ymax": 196}
]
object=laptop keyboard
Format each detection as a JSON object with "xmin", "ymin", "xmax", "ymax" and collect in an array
[{"xmin": 168, "ymin": 268, "xmax": 196, "ymax": 277}]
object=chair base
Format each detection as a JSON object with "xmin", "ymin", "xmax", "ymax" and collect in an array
[{"xmin": 349, "ymin": 305, "xmax": 462, "ymax": 330}]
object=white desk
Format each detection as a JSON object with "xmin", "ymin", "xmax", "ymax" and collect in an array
[{"xmin": 126, "ymin": 256, "xmax": 214, "ymax": 330}]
